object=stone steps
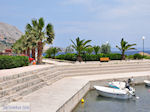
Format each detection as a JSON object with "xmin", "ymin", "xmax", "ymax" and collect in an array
[
  {"xmin": 0, "ymin": 67, "xmax": 50, "ymax": 83},
  {"xmin": 0, "ymin": 78, "xmax": 44, "ymax": 98},
  {"xmin": 58, "ymin": 63, "xmax": 150, "ymax": 70},
  {"xmin": 0, "ymin": 67, "xmax": 59, "ymax": 90},
  {"xmin": 64, "ymin": 67, "xmax": 150, "ymax": 77},
  {"xmin": 0, "ymin": 67, "xmax": 60, "ymax": 107},
  {"xmin": 0, "ymin": 82, "xmax": 45, "ymax": 107},
  {"xmin": 62, "ymin": 65, "xmax": 150, "ymax": 74}
]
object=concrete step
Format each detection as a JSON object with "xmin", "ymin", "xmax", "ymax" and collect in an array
[
  {"xmin": 41, "ymin": 71, "xmax": 61, "ymax": 81},
  {"xmin": 64, "ymin": 67, "xmax": 150, "ymax": 77},
  {"xmin": 0, "ymin": 67, "xmax": 58, "ymax": 90},
  {"xmin": 0, "ymin": 75, "xmax": 38, "ymax": 90},
  {"xmin": 62, "ymin": 65, "xmax": 150, "ymax": 74},
  {"xmin": 0, "ymin": 82, "xmax": 46, "ymax": 107},
  {"xmin": 58, "ymin": 63, "xmax": 150, "ymax": 70},
  {"xmin": 0, "ymin": 78, "xmax": 44, "ymax": 98},
  {"xmin": 0, "ymin": 67, "xmax": 50, "ymax": 83},
  {"xmin": 46, "ymin": 74, "xmax": 64, "ymax": 86}
]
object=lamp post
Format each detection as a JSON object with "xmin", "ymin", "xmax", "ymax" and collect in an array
[{"xmin": 142, "ymin": 36, "xmax": 145, "ymax": 58}]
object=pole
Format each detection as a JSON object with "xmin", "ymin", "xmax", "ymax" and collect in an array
[{"xmin": 143, "ymin": 38, "xmax": 144, "ymax": 58}]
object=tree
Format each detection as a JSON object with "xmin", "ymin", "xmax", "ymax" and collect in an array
[
  {"xmin": 93, "ymin": 45, "xmax": 100, "ymax": 55},
  {"xmin": 71, "ymin": 37, "xmax": 91, "ymax": 62},
  {"xmin": 65, "ymin": 45, "xmax": 74, "ymax": 53},
  {"xmin": 45, "ymin": 48, "xmax": 53, "ymax": 58},
  {"xmin": 45, "ymin": 47, "xmax": 61, "ymax": 58},
  {"xmin": 31, "ymin": 18, "xmax": 55, "ymax": 64},
  {"xmin": 12, "ymin": 35, "xmax": 27, "ymax": 54},
  {"xmin": 101, "ymin": 43, "xmax": 111, "ymax": 54},
  {"xmin": 85, "ymin": 47, "xmax": 93, "ymax": 55},
  {"xmin": 51, "ymin": 47, "xmax": 62, "ymax": 58},
  {"xmin": 116, "ymin": 38, "xmax": 136, "ymax": 60},
  {"xmin": 25, "ymin": 23, "xmax": 37, "ymax": 59}
]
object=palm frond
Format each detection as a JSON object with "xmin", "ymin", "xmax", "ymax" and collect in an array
[{"xmin": 116, "ymin": 45, "xmax": 121, "ymax": 51}]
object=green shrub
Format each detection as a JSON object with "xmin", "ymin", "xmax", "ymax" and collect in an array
[
  {"xmin": 56, "ymin": 53, "xmax": 76, "ymax": 61},
  {"xmin": 0, "ymin": 55, "xmax": 29, "ymax": 69},
  {"xmin": 133, "ymin": 54, "xmax": 143, "ymax": 59},
  {"xmin": 83, "ymin": 54, "xmax": 99, "ymax": 61},
  {"xmin": 127, "ymin": 55, "xmax": 134, "ymax": 59},
  {"xmin": 55, "ymin": 53, "xmax": 121, "ymax": 61},
  {"xmin": 105, "ymin": 53, "xmax": 122, "ymax": 60},
  {"xmin": 143, "ymin": 56, "xmax": 150, "ymax": 59}
]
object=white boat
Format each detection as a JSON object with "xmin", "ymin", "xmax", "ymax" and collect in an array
[
  {"xmin": 108, "ymin": 81, "xmax": 135, "ymax": 95},
  {"xmin": 144, "ymin": 80, "xmax": 150, "ymax": 86},
  {"xmin": 94, "ymin": 85, "xmax": 133, "ymax": 99}
]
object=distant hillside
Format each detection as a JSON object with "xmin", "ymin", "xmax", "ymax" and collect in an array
[{"xmin": 0, "ymin": 22, "xmax": 23, "ymax": 51}]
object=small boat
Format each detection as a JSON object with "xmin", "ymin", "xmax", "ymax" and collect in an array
[
  {"xmin": 94, "ymin": 85, "xmax": 134, "ymax": 99},
  {"xmin": 144, "ymin": 80, "xmax": 150, "ymax": 86}
]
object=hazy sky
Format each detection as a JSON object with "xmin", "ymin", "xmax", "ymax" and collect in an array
[{"xmin": 0, "ymin": 0, "xmax": 150, "ymax": 49}]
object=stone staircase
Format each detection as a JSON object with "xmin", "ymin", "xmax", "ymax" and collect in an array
[
  {"xmin": 0, "ymin": 66, "xmax": 63, "ymax": 106},
  {"xmin": 1, "ymin": 62, "xmax": 150, "ymax": 107},
  {"xmin": 58, "ymin": 63, "xmax": 150, "ymax": 77}
]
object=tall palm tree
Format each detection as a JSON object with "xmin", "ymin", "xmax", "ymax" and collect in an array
[
  {"xmin": 25, "ymin": 23, "xmax": 37, "ymax": 59},
  {"xmin": 31, "ymin": 18, "xmax": 55, "ymax": 64},
  {"xmin": 71, "ymin": 37, "xmax": 91, "ymax": 62},
  {"xmin": 116, "ymin": 38, "xmax": 136, "ymax": 60},
  {"xmin": 93, "ymin": 45, "xmax": 100, "ymax": 55}
]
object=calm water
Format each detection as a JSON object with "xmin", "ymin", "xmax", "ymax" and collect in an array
[{"xmin": 73, "ymin": 85, "xmax": 150, "ymax": 112}]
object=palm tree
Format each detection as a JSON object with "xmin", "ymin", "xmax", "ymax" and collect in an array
[
  {"xmin": 45, "ymin": 47, "xmax": 61, "ymax": 58},
  {"xmin": 71, "ymin": 37, "xmax": 91, "ymax": 62},
  {"xmin": 116, "ymin": 38, "xmax": 136, "ymax": 60},
  {"xmin": 31, "ymin": 18, "xmax": 55, "ymax": 64},
  {"xmin": 51, "ymin": 47, "xmax": 62, "ymax": 58},
  {"xmin": 93, "ymin": 45, "xmax": 100, "ymax": 55},
  {"xmin": 12, "ymin": 35, "xmax": 27, "ymax": 54},
  {"xmin": 25, "ymin": 23, "xmax": 37, "ymax": 59}
]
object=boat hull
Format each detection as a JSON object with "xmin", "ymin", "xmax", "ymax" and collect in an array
[
  {"xmin": 144, "ymin": 80, "xmax": 150, "ymax": 86},
  {"xmin": 97, "ymin": 90, "xmax": 132, "ymax": 99},
  {"xmin": 94, "ymin": 86, "xmax": 133, "ymax": 99}
]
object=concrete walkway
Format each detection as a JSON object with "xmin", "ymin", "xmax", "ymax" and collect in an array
[
  {"xmin": 20, "ymin": 71, "xmax": 150, "ymax": 112},
  {"xmin": 0, "ymin": 64, "xmax": 53, "ymax": 77}
]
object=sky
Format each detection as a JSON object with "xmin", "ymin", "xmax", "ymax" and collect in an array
[{"xmin": 0, "ymin": 0, "xmax": 150, "ymax": 50}]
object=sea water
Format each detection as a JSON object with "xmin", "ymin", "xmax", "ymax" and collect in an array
[{"xmin": 73, "ymin": 85, "xmax": 150, "ymax": 112}]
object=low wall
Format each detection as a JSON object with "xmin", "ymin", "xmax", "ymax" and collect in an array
[{"xmin": 57, "ymin": 75, "xmax": 150, "ymax": 112}]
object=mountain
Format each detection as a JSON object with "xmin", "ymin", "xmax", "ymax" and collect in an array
[{"xmin": 0, "ymin": 22, "xmax": 23, "ymax": 51}]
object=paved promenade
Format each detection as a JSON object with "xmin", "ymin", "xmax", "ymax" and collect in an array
[
  {"xmin": 20, "ymin": 71, "xmax": 150, "ymax": 112},
  {"xmin": 0, "ymin": 64, "xmax": 53, "ymax": 77}
]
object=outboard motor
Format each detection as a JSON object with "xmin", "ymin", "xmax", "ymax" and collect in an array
[{"xmin": 128, "ymin": 78, "xmax": 132, "ymax": 84}]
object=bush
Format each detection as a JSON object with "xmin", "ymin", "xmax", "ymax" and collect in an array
[
  {"xmin": 55, "ymin": 53, "xmax": 76, "ymax": 61},
  {"xmin": 55, "ymin": 53, "xmax": 122, "ymax": 61},
  {"xmin": 0, "ymin": 55, "xmax": 29, "ymax": 69},
  {"xmin": 105, "ymin": 53, "xmax": 122, "ymax": 60},
  {"xmin": 144, "ymin": 56, "xmax": 150, "ymax": 59},
  {"xmin": 133, "ymin": 54, "xmax": 143, "ymax": 59},
  {"xmin": 127, "ymin": 55, "xmax": 134, "ymax": 59}
]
